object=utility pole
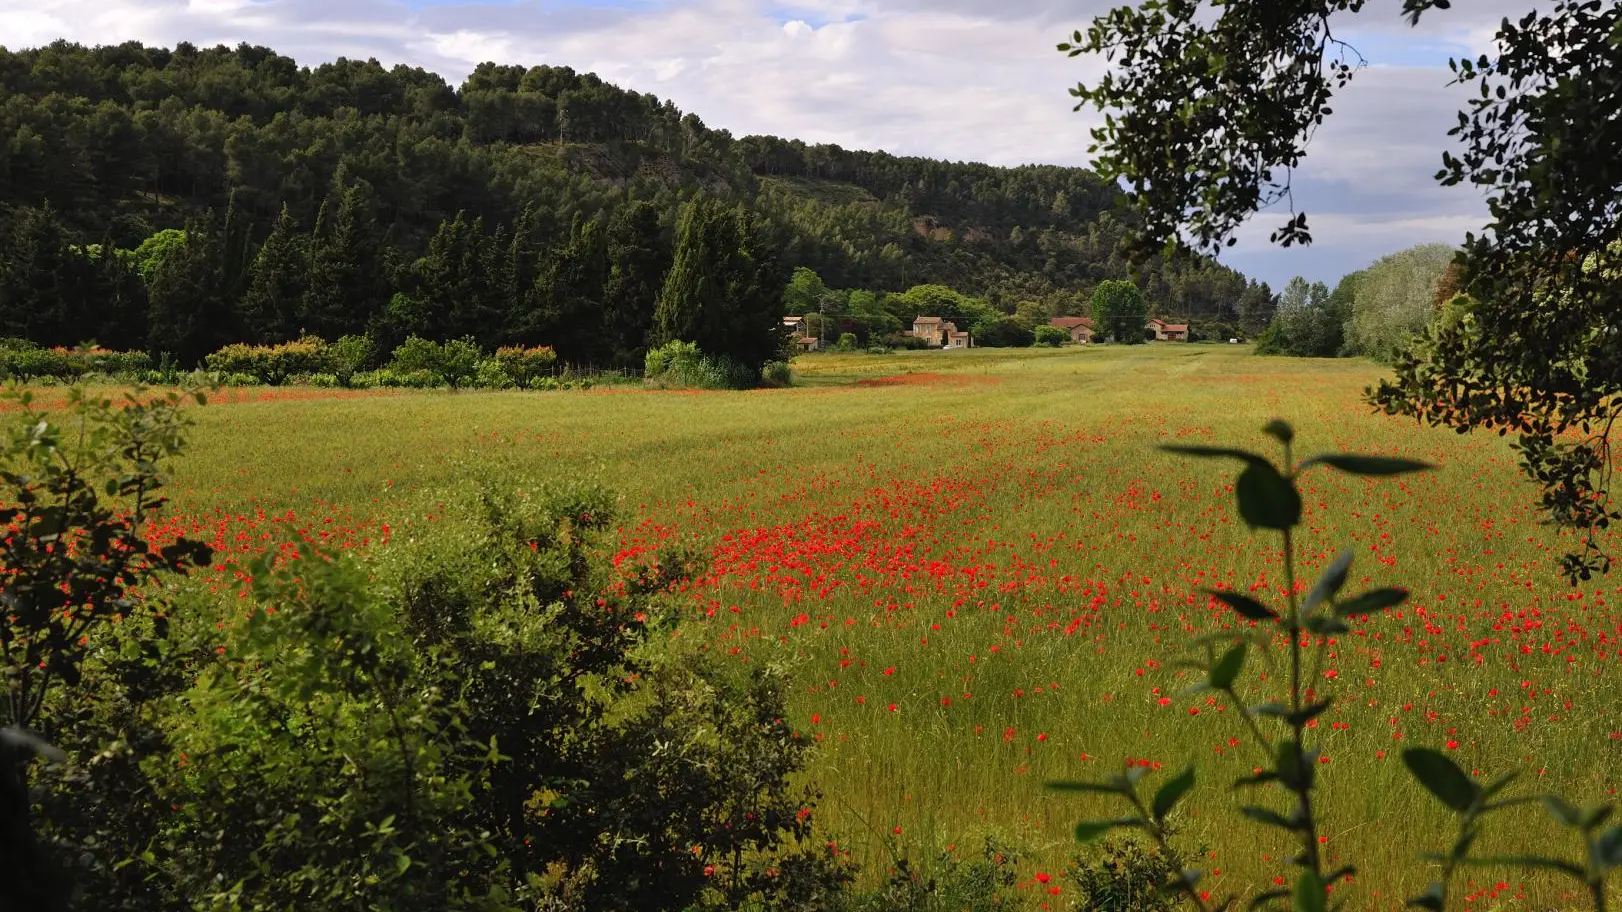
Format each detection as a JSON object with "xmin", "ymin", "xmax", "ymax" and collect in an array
[{"xmin": 818, "ymin": 293, "xmax": 826, "ymax": 351}]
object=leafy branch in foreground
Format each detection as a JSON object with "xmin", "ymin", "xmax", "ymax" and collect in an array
[
  {"xmin": 1049, "ymin": 419, "xmax": 1428, "ymax": 910},
  {"xmin": 0, "ymin": 382, "xmax": 215, "ymax": 910},
  {"xmin": 1061, "ymin": 0, "xmax": 1622, "ymax": 582},
  {"xmin": 1051, "ymin": 420, "xmax": 1622, "ymax": 909}
]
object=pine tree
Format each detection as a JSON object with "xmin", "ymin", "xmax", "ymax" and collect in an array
[{"xmin": 240, "ymin": 204, "xmax": 307, "ymax": 343}]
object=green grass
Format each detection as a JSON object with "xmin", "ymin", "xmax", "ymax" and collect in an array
[{"xmin": 111, "ymin": 345, "xmax": 1618, "ymax": 908}]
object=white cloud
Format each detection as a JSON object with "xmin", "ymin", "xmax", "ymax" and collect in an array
[{"xmin": 0, "ymin": 0, "xmax": 1501, "ymax": 286}]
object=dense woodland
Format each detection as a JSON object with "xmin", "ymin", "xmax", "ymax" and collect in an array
[{"xmin": 0, "ymin": 40, "xmax": 1274, "ymax": 369}]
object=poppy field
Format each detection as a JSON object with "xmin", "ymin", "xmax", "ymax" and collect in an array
[{"xmin": 142, "ymin": 345, "xmax": 1619, "ymax": 909}]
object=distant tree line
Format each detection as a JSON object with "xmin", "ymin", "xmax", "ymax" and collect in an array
[
  {"xmin": 1256, "ymin": 244, "xmax": 1457, "ymax": 361},
  {"xmin": 0, "ymin": 40, "xmax": 1272, "ymax": 366}
]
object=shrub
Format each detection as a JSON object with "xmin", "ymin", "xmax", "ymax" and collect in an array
[
  {"xmin": 473, "ymin": 358, "xmax": 514, "ymax": 389},
  {"xmin": 493, "ymin": 345, "xmax": 558, "ymax": 388},
  {"xmin": 1033, "ymin": 325, "xmax": 1069, "ymax": 347},
  {"xmin": 204, "ymin": 336, "xmax": 331, "ymax": 385},
  {"xmin": 0, "ymin": 384, "xmax": 212, "ymax": 909},
  {"xmin": 837, "ymin": 837, "xmax": 1019, "ymax": 912},
  {"xmin": 761, "ymin": 360, "xmax": 794, "ymax": 387},
  {"xmin": 885, "ymin": 333, "xmax": 930, "ymax": 351},
  {"xmin": 866, "ymin": 346, "xmax": 892, "ymax": 355},
  {"xmin": 329, "ymin": 334, "xmax": 374, "ymax": 386},
  {"xmin": 348, "ymin": 369, "xmax": 387, "ymax": 389},
  {"xmin": 388, "ymin": 336, "xmax": 483, "ymax": 388},
  {"xmin": 0, "ymin": 344, "xmax": 146, "ymax": 381},
  {"xmin": 1064, "ymin": 836, "xmax": 1184, "ymax": 912},
  {"xmin": 645, "ymin": 340, "xmax": 755, "ymax": 389},
  {"xmin": 834, "ymin": 332, "xmax": 859, "ymax": 353},
  {"xmin": 25, "ymin": 470, "xmax": 847, "ymax": 911}
]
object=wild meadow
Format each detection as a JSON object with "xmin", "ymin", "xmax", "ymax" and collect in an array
[{"xmin": 94, "ymin": 345, "xmax": 1618, "ymax": 909}]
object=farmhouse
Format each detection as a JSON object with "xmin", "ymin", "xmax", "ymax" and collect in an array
[
  {"xmin": 783, "ymin": 315, "xmax": 819, "ymax": 351},
  {"xmin": 1049, "ymin": 316, "xmax": 1095, "ymax": 343},
  {"xmin": 1146, "ymin": 318, "xmax": 1190, "ymax": 342},
  {"xmin": 911, "ymin": 316, "xmax": 972, "ymax": 348}
]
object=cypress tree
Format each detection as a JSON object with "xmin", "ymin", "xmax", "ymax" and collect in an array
[
  {"xmin": 530, "ymin": 214, "xmax": 608, "ymax": 363},
  {"xmin": 653, "ymin": 196, "xmax": 786, "ymax": 377},
  {"xmin": 602, "ymin": 200, "xmax": 668, "ymax": 369},
  {"xmin": 301, "ymin": 173, "xmax": 385, "ymax": 339},
  {"xmin": 146, "ymin": 214, "xmax": 229, "ymax": 364},
  {"xmin": 0, "ymin": 205, "xmax": 72, "ymax": 342},
  {"xmin": 652, "ymin": 198, "xmax": 711, "ymax": 348},
  {"xmin": 240, "ymin": 204, "xmax": 307, "ymax": 343}
]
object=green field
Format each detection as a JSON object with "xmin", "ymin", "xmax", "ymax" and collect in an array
[{"xmin": 138, "ymin": 345, "xmax": 1616, "ymax": 908}]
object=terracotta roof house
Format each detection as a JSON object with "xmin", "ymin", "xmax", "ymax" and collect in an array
[
  {"xmin": 1146, "ymin": 318, "xmax": 1190, "ymax": 342},
  {"xmin": 1049, "ymin": 316, "xmax": 1095, "ymax": 343},
  {"xmin": 783, "ymin": 315, "xmax": 819, "ymax": 350},
  {"xmin": 911, "ymin": 316, "xmax": 946, "ymax": 346},
  {"xmin": 945, "ymin": 323, "xmax": 972, "ymax": 349}
]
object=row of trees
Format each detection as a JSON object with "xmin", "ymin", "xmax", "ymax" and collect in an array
[
  {"xmin": 0, "ymin": 182, "xmax": 786, "ymax": 374},
  {"xmin": 1256, "ymin": 244, "xmax": 1456, "ymax": 360}
]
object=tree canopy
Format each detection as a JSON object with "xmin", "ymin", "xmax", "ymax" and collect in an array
[
  {"xmin": 1090, "ymin": 279, "xmax": 1148, "ymax": 344},
  {"xmin": 0, "ymin": 39, "xmax": 1268, "ymax": 367},
  {"xmin": 1062, "ymin": 0, "xmax": 1622, "ymax": 580}
]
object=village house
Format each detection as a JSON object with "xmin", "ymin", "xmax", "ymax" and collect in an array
[
  {"xmin": 911, "ymin": 316, "xmax": 973, "ymax": 348},
  {"xmin": 1049, "ymin": 316, "xmax": 1095, "ymax": 343},
  {"xmin": 783, "ymin": 315, "xmax": 819, "ymax": 351},
  {"xmin": 1146, "ymin": 318, "xmax": 1190, "ymax": 342}
]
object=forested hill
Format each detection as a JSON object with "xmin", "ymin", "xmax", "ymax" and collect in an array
[{"xmin": 0, "ymin": 40, "xmax": 1273, "ymax": 366}]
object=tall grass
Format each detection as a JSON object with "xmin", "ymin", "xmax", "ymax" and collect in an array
[{"xmin": 113, "ymin": 345, "xmax": 1615, "ymax": 908}]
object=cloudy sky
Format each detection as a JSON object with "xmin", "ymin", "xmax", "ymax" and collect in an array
[{"xmin": 2, "ymin": 0, "xmax": 1523, "ymax": 289}]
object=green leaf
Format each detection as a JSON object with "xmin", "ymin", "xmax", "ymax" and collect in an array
[
  {"xmin": 1542, "ymin": 794, "xmax": 1582, "ymax": 827},
  {"xmin": 395, "ymin": 854, "xmax": 412, "ymax": 874},
  {"xmin": 1275, "ymin": 742, "xmax": 1314, "ymax": 790},
  {"xmin": 1335, "ymin": 587, "xmax": 1408, "ymax": 617},
  {"xmin": 1405, "ymin": 882, "xmax": 1444, "ymax": 910},
  {"xmin": 1303, "ymin": 615, "xmax": 1349, "ymax": 635},
  {"xmin": 1210, "ymin": 642, "xmax": 1247, "ymax": 690},
  {"xmin": 1073, "ymin": 817, "xmax": 1143, "ymax": 843},
  {"xmin": 1596, "ymin": 825, "xmax": 1622, "ymax": 869},
  {"xmin": 1152, "ymin": 766, "xmax": 1196, "ymax": 823},
  {"xmin": 1293, "ymin": 868, "xmax": 1326, "ymax": 912},
  {"xmin": 1304, "ymin": 550, "xmax": 1353, "ymax": 613},
  {"xmin": 1457, "ymin": 855, "xmax": 1585, "ymax": 879},
  {"xmin": 1236, "ymin": 460, "xmax": 1302, "ymax": 530},
  {"xmin": 1240, "ymin": 805, "xmax": 1297, "ymax": 831},
  {"xmin": 1232, "ymin": 769, "xmax": 1279, "ymax": 789},
  {"xmin": 1207, "ymin": 588, "xmax": 1279, "ymax": 621},
  {"xmin": 1248, "ymin": 888, "xmax": 1291, "ymax": 911},
  {"xmin": 1580, "ymin": 804, "xmax": 1614, "ymax": 831},
  {"xmin": 1161, "ymin": 868, "xmax": 1203, "ymax": 895},
  {"xmin": 1074, "ymin": 820, "xmax": 1115, "ymax": 843},
  {"xmin": 1299, "ymin": 453, "xmax": 1435, "ymax": 476},
  {"xmin": 1403, "ymin": 748, "xmax": 1479, "ymax": 812},
  {"xmin": 1262, "ymin": 419, "xmax": 1294, "ymax": 445}
]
